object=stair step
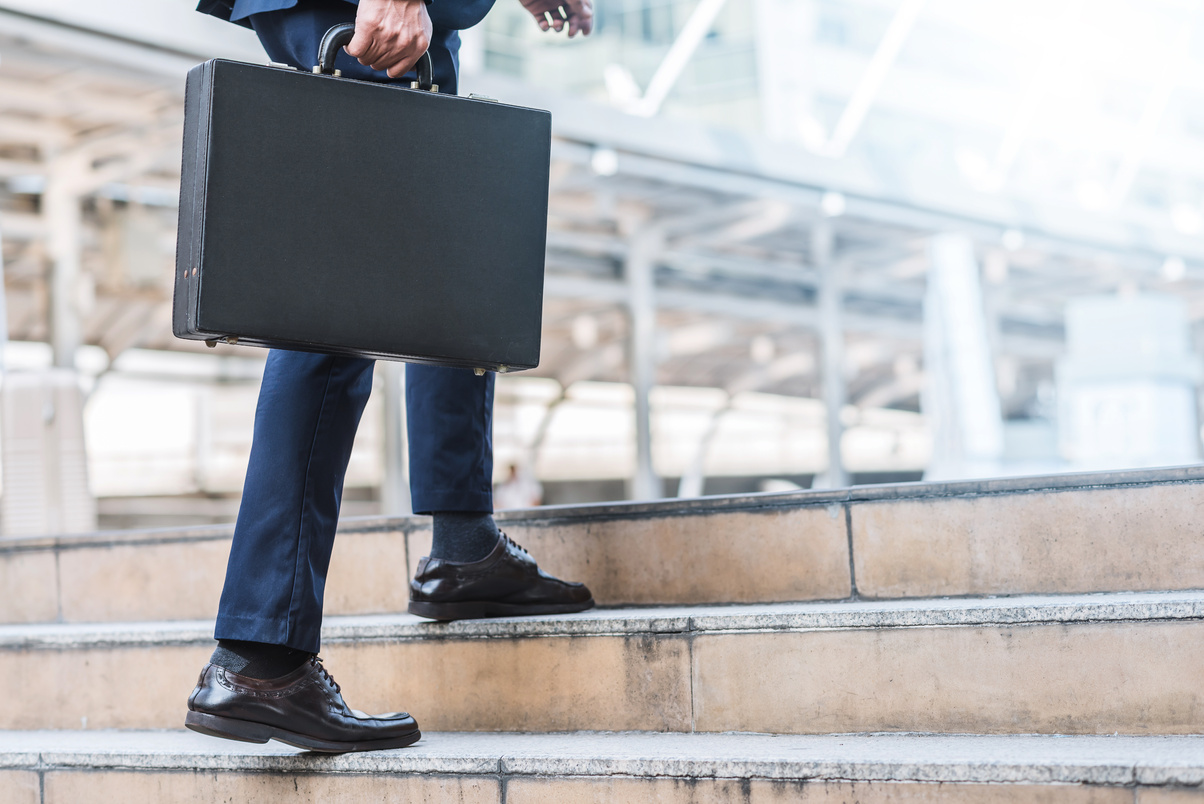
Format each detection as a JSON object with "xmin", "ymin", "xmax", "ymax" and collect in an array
[
  {"xmin": 2, "ymin": 729, "xmax": 1201, "ymax": 802},
  {"xmin": 6, "ymin": 591, "xmax": 1203, "ymax": 735},
  {"xmin": 6, "ymin": 466, "xmax": 1204, "ymax": 626}
]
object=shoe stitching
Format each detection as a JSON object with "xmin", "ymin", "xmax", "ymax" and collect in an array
[
  {"xmin": 212, "ymin": 664, "xmax": 412, "ymax": 729},
  {"xmin": 215, "ymin": 667, "xmax": 315, "ymax": 699}
]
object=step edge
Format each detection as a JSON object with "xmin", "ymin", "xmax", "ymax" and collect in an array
[
  {"xmin": 6, "ymin": 464, "xmax": 1204, "ymax": 553},
  {"xmin": 508, "ymin": 462, "xmax": 1204, "ymax": 524},
  {"xmin": 0, "ymin": 517, "xmax": 421, "ymax": 554},
  {"xmin": 5, "ymin": 591, "xmax": 1204, "ymax": 650},
  {"xmin": 3, "ymin": 731, "xmax": 1202, "ymax": 786}
]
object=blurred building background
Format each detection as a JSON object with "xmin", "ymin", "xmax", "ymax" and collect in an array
[{"xmin": 2, "ymin": 0, "xmax": 1204, "ymax": 532}]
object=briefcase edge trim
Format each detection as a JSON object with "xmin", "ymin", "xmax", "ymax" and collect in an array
[{"xmin": 173, "ymin": 61, "xmax": 217, "ymax": 343}]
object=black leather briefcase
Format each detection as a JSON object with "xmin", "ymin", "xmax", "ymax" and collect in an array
[{"xmin": 174, "ymin": 25, "xmax": 550, "ymax": 372}]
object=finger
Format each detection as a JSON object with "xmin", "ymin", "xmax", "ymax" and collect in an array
[
  {"xmin": 370, "ymin": 46, "xmax": 401, "ymax": 73},
  {"xmin": 373, "ymin": 37, "xmax": 409, "ymax": 74},
  {"xmin": 385, "ymin": 52, "xmax": 420, "ymax": 79},
  {"xmin": 551, "ymin": 6, "xmax": 566, "ymax": 30},
  {"xmin": 565, "ymin": 0, "xmax": 593, "ymax": 36},
  {"xmin": 345, "ymin": 33, "xmax": 366, "ymax": 58},
  {"xmin": 358, "ymin": 34, "xmax": 390, "ymax": 68},
  {"xmin": 372, "ymin": 37, "xmax": 406, "ymax": 73},
  {"xmin": 538, "ymin": 10, "xmax": 552, "ymax": 30},
  {"xmin": 345, "ymin": 27, "xmax": 375, "ymax": 59},
  {"xmin": 370, "ymin": 28, "xmax": 420, "ymax": 72},
  {"xmin": 383, "ymin": 37, "xmax": 427, "ymax": 79}
]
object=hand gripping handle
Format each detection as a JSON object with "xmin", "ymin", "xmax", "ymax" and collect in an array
[{"xmin": 316, "ymin": 22, "xmax": 435, "ymax": 91}]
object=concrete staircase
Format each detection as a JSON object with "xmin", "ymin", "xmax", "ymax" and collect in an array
[{"xmin": 3, "ymin": 466, "xmax": 1204, "ymax": 801}]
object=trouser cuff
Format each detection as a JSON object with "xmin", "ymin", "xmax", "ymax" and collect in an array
[{"xmin": 410, "ymin": 486, "xmax": 492, "ymax": 515}]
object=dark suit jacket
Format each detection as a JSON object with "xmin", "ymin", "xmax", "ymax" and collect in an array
[{"xmin": 197, "ymin": 0, "xmax": 497, "ymax": 33}]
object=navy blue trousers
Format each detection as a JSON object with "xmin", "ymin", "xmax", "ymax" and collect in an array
[{"xmin": 215, "ymin": 3, "xmax": 493, "ymax": 653}]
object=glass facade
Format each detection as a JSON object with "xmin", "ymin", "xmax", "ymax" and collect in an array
[{"xmin": 478, "ymin": 0, "xmax": 760, "ymax": 130}]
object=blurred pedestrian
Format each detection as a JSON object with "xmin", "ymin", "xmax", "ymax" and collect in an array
[{"xmin": 495, "ymin": 462, "xmax": 544, "ymax": 509}]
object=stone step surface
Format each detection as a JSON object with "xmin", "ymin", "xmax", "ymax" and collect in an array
[
  {"xmin": 6, "ymin": 465, "xmax": 1204, "ymax": 626},
  {"xmin": 5, "ymin": 591, "xmax": 1203, "ymax": 735},
  {"xmin": 2, "ymin": 729, "xmax": 1202, "ymax": 803}
]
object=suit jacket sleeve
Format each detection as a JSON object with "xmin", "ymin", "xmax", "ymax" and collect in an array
[{"xmin": 196, "ymin": 0, "xmax": 253, "ymax": 29}]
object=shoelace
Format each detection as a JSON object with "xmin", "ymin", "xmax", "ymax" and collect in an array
[
  {"xmin": 502, "ymin": 532, "xmax": 530, "ymax": 557},
  {"xmin": 311, "ymin": 655, "xmax": 341, "ymax": 694}
]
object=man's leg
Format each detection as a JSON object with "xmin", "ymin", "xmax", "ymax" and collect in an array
[
  {"xmin": 207, "ymin": 0, "xmax": 406, "ymax": 664},
  {"xmin": 189, "ymin": 349, "xmax": 420, "ymax": 752},
  {"xmin": 215, "ymin": 349, "xmax": 374, "ymax": 654},
  {"xmin": 186, "ymin": 0, "xmax": 491, "ymax": 754},
  {"xmin": 407, "ymin": 365, "xmax": 494, "ymax": 514},
  {"xmin": 406, "ymin": 364, "xmax": 501, "ymax": 562},
  {"xmin": 406, "ymin": 366, "xmax": 594, "ymax": 620}
]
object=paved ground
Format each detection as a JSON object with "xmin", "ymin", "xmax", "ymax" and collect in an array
[{"xmin": 3, "ymin": 730, "xmax": 1202, "ymax": 785}]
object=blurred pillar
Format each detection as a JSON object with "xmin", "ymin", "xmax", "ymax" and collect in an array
[
  {"xmin": 814, "ymin": 219, "xmax": 848, "ymax": 488},
  {"xmin": 0, "ymin": 226, "xmax": 7, "ymax": 371},
  {"xmin": 10, "ymin": 159, "xmax": 98, "ymax": 534},
  {"xmin": 1059, "ymin": 294, "xmax": 1199, "ymax": 469},
  {"xmin": 626, "ymin": 229, "xmax": 662, "ymax": 500},
  {"xmin": 44, "ymin": 175, "xmax": 83, "ymax": 369},
  {"xmin": 526, "ymin": 385, "xmax": 567, "ymax": 469},
  {"xmin": 457, "ymin": 25, "xmax": 486, "ymax": 76},
  {"xmin": 922, "ymin": 233, "xmax": 1005, "ymax": 480},
  {"xmin": 193, "ymin": 386, "xmax": 213, "ymax": 492},
  {"xmin": 380, "ymin": 361, "xmax": 411, "ymax": 516},
  {"xmin": 0, "ymin": 225, "xmax": 5, "ymax": 514},
  {"xmin": 1, "ymin": 370, "xmax": 97, "ymax": 535},
  {"xmin": 754, "ymin": 0, "xmax": 819, "ymax": 145},
  {"xmin": 677, "ymin": 399, "xmax": 730, "ymax": 498}
]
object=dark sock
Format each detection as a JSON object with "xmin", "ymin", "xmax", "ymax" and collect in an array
[
  {"xmin": 431, "ymin": 512, "xmax": 501, "ymax": 563},
  {"xmin": 210, "ymin": 639, "xmax": 309, "ymax": 679}
]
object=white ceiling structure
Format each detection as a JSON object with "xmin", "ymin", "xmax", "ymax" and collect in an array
[{"xmin": 2, "ymin": 0, "xmax": 1204, "ymax": 500}]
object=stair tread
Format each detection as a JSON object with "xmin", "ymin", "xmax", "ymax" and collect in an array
[
  {"xmin": 7, "ymin": 463, "xmax": 1204, "ymax": 554},
  {"xmin": 5, "ymin": 589, "xmax": 1203, "ymax": 648},
  {"xmin": 9, "ymin": 467, "xmax": 1204, "ymax": 628},
  {"xmin": 1, "ymin": 729, "xmax": 1202, "ymax": 786}
]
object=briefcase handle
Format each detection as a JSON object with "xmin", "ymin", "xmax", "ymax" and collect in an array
[{"xmin": 316, "ymin": 22, "xmax": 436, "ymax": 92}]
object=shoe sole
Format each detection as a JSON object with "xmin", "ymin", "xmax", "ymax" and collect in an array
[
  {"xmin": 185, "ymin": 711, "xmax": 421, "ymax": 753},
  {"xmin": 408, "ymin": 596, "xmax": 596, "ymax": 622}
]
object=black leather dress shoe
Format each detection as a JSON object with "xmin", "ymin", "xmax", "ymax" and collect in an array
[
  {"xmin": 185, "ymin": 655, "xmax": 420, "ymax": 753},
  {"xmin": 409, "ymin": 532, "xmax": 595, "ymax": 621}
]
